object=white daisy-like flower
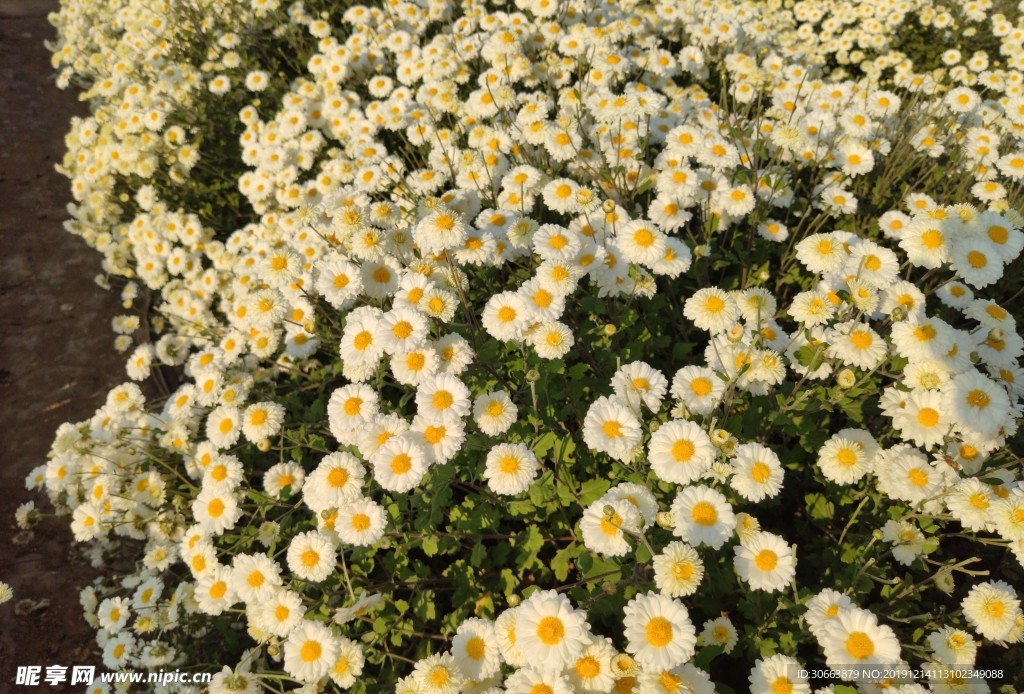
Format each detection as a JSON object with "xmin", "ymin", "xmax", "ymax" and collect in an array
[
  {"xmin": 962, "ymin": 581, "xmax": 1022, "ymax": 642},
  {"xmin": 286, "ymin": 530, "xmax": 336, "ymax": 583},
  {"xmin": 451, "ymin": 617, "xmax": 500, "ymax": 682},
  {"xmin": 648, "ymin": 419, "xmax": 715, "ymax": 484},
  {"xmin": 700, "ymin": 616, "xmax": 738, "ymax": 654},
  {"xmin": 192, "ymin": 487, "xmax": 241, "ymax": 536},
  {"xmin": 805, "ymin": 588, "xmax": 854, "ymax": 639},
  {"xmin": 335, "ymin": 497, "xmax": 387, "ymax": 546},
  {"xmin": 283, "ymin": 621, "xmax": 340, "ymax": 684},
  {"xmin": 579, "ymin": 497, "xmax": 642, "ymax": 557},
  {"xmin": 611, "ymin": 361, "xmax": 668, "ymax": 411},
  {"xmin": 684, "ymin": 287, "xmax": 740, "ymax": 333},
  {"xmin": 825, "ymin": 321, "xmax": 887, "ymax": 370},
  {"xmin": 816, "ymin": 430, "xmax": 877, "ymax": 485},
  {"xmin": 670, "ymin": 366, "xmax": 724, "ymax": 415},
  {"xmin": 748, "ymin": 654, "xmax": 810, "ymax": 694},
  {"xmin": 734, "ymin": 531, "xmax": 797, "ymax": 592},
  {"xmin": 257, "ymin": 588, "xmax": 303, "ymax": 637},
  {"xmin": 495, "ymin": 606, "xmax": 526, "ymax": 668},
  {"xmin": 371, "ymin": 434, "xmax": 429, "ymax": 493},
  {"xmin": 473, "ymin": 390, "xmax": 518, "ymax": 436},
  {"xmin": 729, "ymin": 443, "xmax": 784, "ymax": 502},
  {"xmin": 670, "ymin": 485, "xmax": 736, "ymax": 549},
  {"xmin": 820, "ymin": 607, "xmax": 902, "ymax": 669},
  {"xmin": 482, "ymin": 442, "xmax": 539, "ymax": 495},
  {"xmin": 652, "ymin": 541, "xmax": 704, "ymax": 597},
  {"xmin": 942, "ymin": 369, "xmax": 1011, "ymax": 439},
  {"xmin": 303, "ymin": 452, "xmax": 364, "ymax": 513},
  {"xmin": 230, "ymin": 552, "xmax": 283, "ymax": 605},
  {"xmin": 514, "ymin": 590, "xmax": 591, "ymax": 672},
  {"xmin": 582, "ymin": 396, "xmax": 643, "ymax": 462},
  {"xmin": 926, "ymin": 627, "xmax": 978, "ymax": 666},
  {"xmin": 413, "ymin": 653, "xmax": 465, "ymax": 694},
  {"xmin": 566, "ymin": 636, "xmax": 617, "ymax": 693},
  {"xmin": 206, "ymin": 405, "xmax": 242, "ymax": 449},
  {"xmin": 622, "ymin": 591, "xmax": 697, "ymax": 672},
  {"xmin": 329, "ymin": 637, "xmax": 365, "ymax": 689},
  {"xmin": 241, "ymin": 401, "xmax": 285, "ymax": 443}
]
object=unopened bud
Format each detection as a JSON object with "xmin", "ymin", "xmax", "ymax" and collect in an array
[
  {"xmin": 257, "ymin": 438, "xmax": 272, "ymax": 452},
  {"xmin": 836, "ymin": 368, "xmax": 857, "ymax": 389},
  {"xmin": 602, "ymin": 199, "xmax": 617, "ymax": 213},
  {"xmin": 506, "ymin": 594, "xmax": 521, "ymax": 608},
  {"xmin": 655, "ymin": 511, "xmax": 675, "ymax": 529},
  {"xmin": 525, "ymin": 369, "xmax": 540, "ymax": 382}
]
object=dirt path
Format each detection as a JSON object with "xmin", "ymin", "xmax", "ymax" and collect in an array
[{"xmin": 0, "ymin": 0, "xmax": 128, "ymax": 687}]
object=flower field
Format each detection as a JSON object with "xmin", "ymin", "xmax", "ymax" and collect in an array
[{"xmin": 32, "ymin": 0, "xmax": 1024, "ymax": 690}]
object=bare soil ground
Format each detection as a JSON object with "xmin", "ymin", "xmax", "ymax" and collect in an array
[{"xmin": 0, "ymin": 0, "xmax": 127, "ymax": 687}]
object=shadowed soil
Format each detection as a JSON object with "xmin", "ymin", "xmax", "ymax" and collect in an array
[{"xmin": 0, "ymin": 0, "xmax": 127, "ymax": 687}]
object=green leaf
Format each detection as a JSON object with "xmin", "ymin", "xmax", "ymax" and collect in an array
[{"xmin": 579, "ymin": 478, "xmax": 611, "ymax": 505}]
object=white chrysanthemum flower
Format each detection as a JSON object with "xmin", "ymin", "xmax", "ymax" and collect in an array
[
  {"xmin": 413, "ymin": 653, "xmax": 466, "ymax": 694},
  {"xmin": 283, "ymin": 621, "xmax": 339, "ymax": 684},
  {"xmin": 580, "ymin": 497, "xmax": 642, "ymax": 557},
  {"xmin": 335, "ymin": 497, "xmax": 387, "ymax": 546},
  {"xmin": 700, "ymin": 616, "xmax": 738, "ymax": 654},
  {"xmin": 495, "ymin": 607, "xmax": 526, "ymax": 668},
  {"xmin": 881, "ymin": 519, "xmax": 926, "ymax": 566},
  {"xmin": 942, "ymin": 370, "xmax": 1011, "ymax": 439},
  {"xmin": 748, "ymin": 654, "xmax": 810, "ymax": 694},
  {"xmin": 670, "ymin": 365, "xmax": 724, "ymax": 415},
  {"xmin": 192, "ymin": 487, "xmax": 241, "ymax": 536},
  {"xmin": 327, "ymin": 383, "xmax": 379, "ymax": 445},
  {"xmin": 891, "ymin": 390, "xmax": 950, "ymax": 449},
  {"xmin": 816, "ymin": 429, "xmax": 878, "ymax": 485},
  {"xmin": 303, "ymin": 451, "xmax": 364, "ymax": 513},
  {"xmin": 473, "ymin": 391, "xmax": 518, "ymax": 436},
  {"xmin": 611, "ymin": 361, "xmax": 667, "ymax": 411},
  {"xmin": 820, "ymin": 607, "xmax": 902, "ymax": 669},
  {"xmin": 329, "ymin": 637, "xmax": 365, "ymax": 689},
  {"xmin": 670, "ymin": 485, "xmax": 736, "ymax": 549},
  {"xmin": 482, "ymin": 442, "xmax": 539, "ymax": 495},
  {"xmin": 825, "ymin": 321, "xmax": 887, "ymax": 370},
  {"xmin": 734, "ymin": 531, "xmax": 796, "ymax": 592},
  {"xmin": 961, "ymin": 581, "xmax": 1021, "ymax": 641},
  {"xmin": 515, "ymin": 590, "xmax": 591, "ymax": 672},
  {"xmin": 256, "ymin": 588, "xmax": 303, "ymax": 638},
  {"xmin": 530, "ymin": 320, "xmax": 574, "ymax": 359},
  {"xmin": 582, "ymin": 396, "xmax": 643, "ymax": 462},
  {"xmin": 241, "ymin": 401, "xmax": 285, "ymax": 443},
  {"xmin": 206, "ymin": 405, "xmax": 242, "ymax": 449},
  {"xmin": 286, "ymin": 530, "xmax": 336, "ymax": 583},
  {"xmin": 652, "ymin": 541, "xmax": 704, "ymax": 597},
  {"xmin": 503, "ymin": 667, "xmax": 574, "ymax": 694},
  {"xmin": 230, "ymin": 553, "xmax": 283, "ymax": 605},
  {"xmin": 451, "ymin": 618, "xmax": 500, "ymax": 682},
  {"xmin": 684, "ymin": 287, "xmax": 740, "ymax": 333},
  {"xmin": 263, "ymin": 461, "xmax": 305, "ymax": 497},
  {"xmin": 371, "ymin": 435, "xmax": 429, "ymax": 493},
  {"xmin": 926, "ymin": 627, "xmax": 978, "ymax": 666},
  {"xmin": 414, "ymin": 208, "xmax": 468, "ymax": 255},
  {"xmin": 566, "ymin": 636, "xmax": 617, "ymax": 693},
  {"xmin": 729, "ymin": 443, "xmax": 784, "ymax": 501},
  {"xmin": 622, "ymin": 591, "xmax": 696, "ymax": 672},
  {"xmin": 648, "ymin": 420, "xmax": 715, "ymax": 484},
  {"xmin": 805, "ymin": 588, "xmax": 854, "ymax": 639}
]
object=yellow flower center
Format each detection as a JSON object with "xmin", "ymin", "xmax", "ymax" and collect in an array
[
  {"xmin": 645, "ymin": 617, "xmax": 673, "ymax": 647},
  {"xmin": 691, "ymin": 501, "xmax": 718, "ymax": 526},
  {"xmin": 536, "ymin": 616, "xmax": 565, "ymax": 645}
]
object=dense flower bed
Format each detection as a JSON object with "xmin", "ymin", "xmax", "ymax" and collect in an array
[{"xmin": 31, "ymin": 0, "xmax": 1024, "ymax": 691}]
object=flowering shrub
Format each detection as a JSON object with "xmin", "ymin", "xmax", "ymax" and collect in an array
[{"xmin": 33, "ymin": 0, "xmax": 1024, "ymax": 691}]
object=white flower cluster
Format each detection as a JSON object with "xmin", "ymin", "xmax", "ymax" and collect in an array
[{"xmin": 34, "ymin": 0, "xmax": 1024, "ymax": 688}]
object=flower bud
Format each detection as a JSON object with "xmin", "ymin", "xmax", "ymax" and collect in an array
[
  {"xmin": 506, "ymin": 594, "xmax": 521, "ymax": 608},
  {"xmin": 836, "ymin": 368, "xmax": 857, "ymax": 389}
]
